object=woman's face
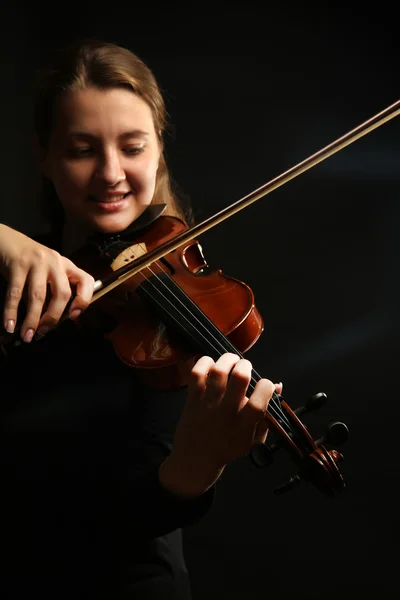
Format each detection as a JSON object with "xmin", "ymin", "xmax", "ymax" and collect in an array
[{"xmin": 42, "ymin": 86, "xmax": 161, "ymax": 235}]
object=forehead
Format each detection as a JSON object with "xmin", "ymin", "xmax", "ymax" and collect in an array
[{"xmin": 52, "ymin": 86, "xmax": 155, "ymax": 136}]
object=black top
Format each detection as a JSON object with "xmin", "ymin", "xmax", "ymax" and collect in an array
[{"xmin": 0, "ymin": 222, "xmax": 214, "ymax": 599}]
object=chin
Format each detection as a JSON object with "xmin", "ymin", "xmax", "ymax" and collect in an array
[{"xmin": 88, "ymin": 211, "xmax": 142, "ymax": 235}]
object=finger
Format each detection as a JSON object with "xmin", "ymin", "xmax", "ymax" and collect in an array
[
  {"xmin": 3, "ymin": 269, "xmax": 27, "ymax": 334},
  {"xmin": 203, "ymin": 353, "xmax": 242, "ymax": 407},
  {"xmin": 36, "ymin": 272, "xmax": 73, "ymax": 334},
  {"xmin": 19, "ymin": 268, "xmax": 48, "ymax": 342},
  {"xmin": 188, "ymin": 355, "xmax": 216, "ymax": 404},
  {"xmin": 240, "ymin": 377, "xmax": 275, "ymax": 426},
  {"xmin": 253, "ymin": 418, "xmax": 270, "ymax": 445},
  {"xmin": 220, "ymin": 357, "xmax": 253, "ymax": 413},
  {"xmin": 253, "ymin": 382, "xmax": 282, "ymax": 444},
  {"xmin": 66, "ymin": 267, "xmax": 95, "ymax": 318}
]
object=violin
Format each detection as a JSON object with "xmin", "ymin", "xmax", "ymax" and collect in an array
[{"xmin": 3, "ymin": 98, "xmax": 400, "ymax": 497}]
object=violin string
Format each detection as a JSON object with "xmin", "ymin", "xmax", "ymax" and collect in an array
[{"xmin": 118, "ymin": 247, "xmax": 292, "ymax": 432}]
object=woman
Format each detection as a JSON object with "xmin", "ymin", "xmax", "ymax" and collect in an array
[{"xmin": 0, "ymin": 39, "xmax": 280, "ymax": 598}]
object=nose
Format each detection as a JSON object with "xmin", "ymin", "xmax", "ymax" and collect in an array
[{"xmin": 96, "ymin": 149, "xmax": 126, "ymax": 185}]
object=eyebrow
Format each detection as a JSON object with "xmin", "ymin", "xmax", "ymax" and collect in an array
[{"xmin": 69, "ymin": 129, "xmax": 150, "ymax": 140}]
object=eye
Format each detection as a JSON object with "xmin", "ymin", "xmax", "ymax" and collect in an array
[
  {"xmin": 69, "ymin": 147, "xmax": 93, "ymax": 158},
  {"xmin": 124, "ymin": 146, "xmax": 145, "ymax": 155}
]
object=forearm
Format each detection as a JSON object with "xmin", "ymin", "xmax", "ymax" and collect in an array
[{"xmin": 159, "ymin": 452, "xmax": 224, "ymax": 499}]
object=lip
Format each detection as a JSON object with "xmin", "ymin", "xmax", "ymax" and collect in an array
[{"xmin": 88, "ymin": 192, "xmax": 131, "ymax": 212}]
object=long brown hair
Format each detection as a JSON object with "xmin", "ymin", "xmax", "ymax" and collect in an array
[{"xmin": 34, "ymin": 38, "xmax": 193, "ymax": 230}]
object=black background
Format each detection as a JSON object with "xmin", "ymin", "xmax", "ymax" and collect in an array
[{"xmin": 1, "ymin": 3, "xmax": 399, "ymax": 598}]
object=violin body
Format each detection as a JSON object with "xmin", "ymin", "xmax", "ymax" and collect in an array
[{"xmin": 73, "ymin": 214, "xmax": 264, "ymax": 389}]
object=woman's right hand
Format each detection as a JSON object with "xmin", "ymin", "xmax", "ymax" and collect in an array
[{"xmin": 0, "ymin": 224, "xmax": 95, "ymax": 342}]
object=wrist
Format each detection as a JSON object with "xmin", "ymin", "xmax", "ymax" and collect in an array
[{"xmin": 159, "ymin": 453, "xmax": 224, "ymax": 499}]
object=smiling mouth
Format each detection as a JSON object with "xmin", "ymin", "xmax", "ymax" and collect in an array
[{"xmin": 89, "ymin": 192, "xmax": 131, "ymax": 203}]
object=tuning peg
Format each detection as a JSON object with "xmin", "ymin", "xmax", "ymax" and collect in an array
[
  {"xmin": 316, "ymin": 421, "xmax": 349, "ymax": 447},
  {"xmin": 294, "ymin": 392, "xmax": 328, "ymax": 418},
  {"xmin": 249, "ymin": 441, "xmax": 278, "ymax": 468},
  {"xmin": 274, "ymin": 474, "xmax": 302, "ymax": 495}
]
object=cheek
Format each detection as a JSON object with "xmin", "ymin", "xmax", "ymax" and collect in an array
[
  {"xmin": 128, "ymin": 158, "xmax": 159, "ymax": 191},
  {"xmin": 52, "ymin": 162, "xmax": 91, "ymax": 196}
]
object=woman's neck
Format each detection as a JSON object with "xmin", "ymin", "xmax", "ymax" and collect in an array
[{"xmin": 61, "ymin": 219, "xmax": 91, "ymax": 256}]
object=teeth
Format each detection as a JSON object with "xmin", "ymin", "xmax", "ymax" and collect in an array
[
  {"xmin": 105, "ymin": 195, "xmax": 124, "ymax": 202},
  {"xmin": 93, "ymin": 194, "xmax": 127, "ymax": 203}
]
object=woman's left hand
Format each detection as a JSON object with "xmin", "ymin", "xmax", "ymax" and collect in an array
[{"xmin": 159, "ymin": 353, "xmax": 282, "ymax": 498}]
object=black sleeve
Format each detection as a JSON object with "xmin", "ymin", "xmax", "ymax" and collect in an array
[
  {"xmin": 107, "ymin": 382, "xmax": 216, "ymax": 541},
  {"xmin": 126, "ymin": 464, "xmax": 215, "ymax": 539}
]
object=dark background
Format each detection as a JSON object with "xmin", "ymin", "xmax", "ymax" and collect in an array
[{"xmin": 1, "ymin": 3, "xmax": 399, "ymax": 598}]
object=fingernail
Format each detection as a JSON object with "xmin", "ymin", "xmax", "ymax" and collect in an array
[
  {"xmin": 23, "ymin": 328, "xmax": 35, "ymax": 343},
  {"xmin": 69, "ymin": 309, "xmax": 82, "ymax": 321},
  {"xmin": 6, "ymin": 319, "xmax": 15, "ymax": 333}
]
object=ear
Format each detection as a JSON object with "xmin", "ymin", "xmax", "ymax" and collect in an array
[{"xmin": 33, "ymin": 134, "xmax": 51, "ymax": 178}]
